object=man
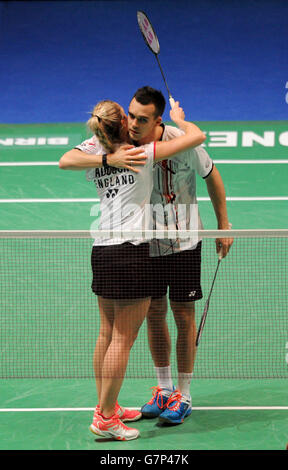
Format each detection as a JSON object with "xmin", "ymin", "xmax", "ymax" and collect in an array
[
  {"xmin": 60, "ymin": 86, "xmax": 233, "ymax": 426},
  {"xmin": 126, "ymin": 87, "xmax": 233, "ymax": 425}
]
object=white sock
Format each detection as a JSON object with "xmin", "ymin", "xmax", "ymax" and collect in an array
[
  {"xmin": 155, "ymin": 366, "xmax": 173, "ymax": 392},
  {"xmin": 178, "ymin": 372, "xmax": 193, "ymax": 400}
]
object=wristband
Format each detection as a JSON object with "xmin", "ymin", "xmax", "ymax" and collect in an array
[{"xmin": 102, "ymin": 154, "xmax": 109, "ymax": 168}]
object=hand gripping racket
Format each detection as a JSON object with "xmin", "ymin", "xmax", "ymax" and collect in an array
[
  {"xmin": 196, "ymin": 224, "xmax": 232, "ymax": 347},
  {"xmin": 137, "ymin": 11, "xmax": 175, "ymax": 108}
]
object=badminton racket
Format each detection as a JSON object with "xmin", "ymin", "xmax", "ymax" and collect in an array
[
  {"xmin": 196, "ymin": 223, "xmax": 232, "ymax": 346},
  {"xmin": 195, "ymin": 255, "xmax": 222, "ymax": 347},
  {"xmin": 137, "ymin": 11, "xmax": 175, "ymax": 108}
]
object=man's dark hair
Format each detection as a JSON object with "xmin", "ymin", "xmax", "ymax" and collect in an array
[{"xmin": 133, "ymin": 86, "xmax": 166, "ymax": 117}]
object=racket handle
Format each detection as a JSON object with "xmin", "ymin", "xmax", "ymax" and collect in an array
[
  {"xmin": 169, "ymin": 96, "xmax": 176, "ymax": 108},
  {"xmin": 218, "ymin": 223, "xmax": 232, "ymax": 260}
]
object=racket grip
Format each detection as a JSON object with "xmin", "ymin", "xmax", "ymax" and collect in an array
[
  {"xmin": 169, "ymin": 97, "xmax": 176, "ymax": 108},
  {"xmin": 218, "ymin": 223, "xmax": 232, "ymax": 260}
]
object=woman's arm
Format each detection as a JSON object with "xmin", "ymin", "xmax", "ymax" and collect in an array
[
  {"xmin": 59, "ymin": 148, "xmax": 103, "ymax": 170},
  {"xmin": 59, "ymin": 145, "xmax": 147, "ymax": 171},
  {"xmin": 154, "ymin": 102, "xmax": 206, "ymax": 162}
]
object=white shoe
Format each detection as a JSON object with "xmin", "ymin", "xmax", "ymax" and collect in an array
[{"xmin": 90, "ymin": 411, "xmax": 140, "ymax": 441}]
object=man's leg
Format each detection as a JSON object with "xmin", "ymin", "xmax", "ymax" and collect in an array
[
  {"xmin": 141, "ymin": 296, "xmax": 174, "ymax": 417},
  {"xmin": 171, "ymin": 301, "xmax": 197, "ymax": 373},
  {"xmin": 146, "ymin": 296, "xmax": 171, "ymax": 368},
  {"xmin": 158, "ymin": 301, "xmax": 195, "ymax": 424}
]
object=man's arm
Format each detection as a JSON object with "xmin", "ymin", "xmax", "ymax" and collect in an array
[
  {"xmin": 205, "ymin": 165, "xmax": 233, "ymax": 257},
  {"xmin": 154, "ymin": 103, "xmax": 206, "ymax": 161},
  {"xmin": 59, "ymin": 145, "xmax": 147, "ymax": 172}
]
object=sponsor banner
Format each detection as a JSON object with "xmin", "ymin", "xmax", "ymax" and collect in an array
[
  {"xmin": 0, "ymin": 123, "xmax": 88, "ymax": 161},
  {"xmin": 0, "ymin": 121, "xmax": 287, "ymax": 160}
]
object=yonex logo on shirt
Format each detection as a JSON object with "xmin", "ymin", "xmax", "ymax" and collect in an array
[{"xmin": 106, "ymin": 189, "xmax": 119, "ymax": 198}]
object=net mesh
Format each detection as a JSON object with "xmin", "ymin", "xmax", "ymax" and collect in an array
[{"xmin": 0, "ymin": 230, "xmax": 287, "ymax": 379}]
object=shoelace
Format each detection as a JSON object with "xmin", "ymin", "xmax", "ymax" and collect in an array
[
  {"xmin": 166, "ymin": 391, "xmax": 182, "ymax": 411},
  {"xmin": 147, "ymin": 386, "xmax": 167, "ymax": 408}
]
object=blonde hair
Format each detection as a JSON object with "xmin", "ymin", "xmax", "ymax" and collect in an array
[{"xmin": 87, "ymin": 100, "xmax": 123, "ymax": 152}]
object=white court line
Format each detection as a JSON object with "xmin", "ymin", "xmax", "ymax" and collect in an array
[
  {"xmin": 0, "ymin": 198, "xmax": 101, "ymax": 203},
  {"xmin": 0, "ymin": 406, "xmax": 287, "ymax": 412},
  {"xmin": 0, "ymin": 197, "xmax": 287, "ymax": 202},
  {"xmin": 0, "ymin": 162, "xmax": 59, "ymax": 166},
  {"xmin": 0, "ymin": 197, "xmax": 287, "ymax": 203},
  {"xmin": 214, "ymin": 160, "xmax": 288, "ymax": 164},
  {"xmin": 0, "ymin": 160, "xmax": 288, "ymax": 166}
]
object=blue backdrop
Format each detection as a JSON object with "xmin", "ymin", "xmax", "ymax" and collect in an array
[{"xmin": 0, "ymin": 0, "xmax": 287, "ymax": 124}]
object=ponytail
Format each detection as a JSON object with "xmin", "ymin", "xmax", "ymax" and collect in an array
[{"xmin": 87, "ymin": 100, "xmax": 123, "ymax": 152}]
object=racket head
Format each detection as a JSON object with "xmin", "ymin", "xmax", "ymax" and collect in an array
[{"xmin": 137, "ymin": 11, "xmax": 160, "ymax": 55}]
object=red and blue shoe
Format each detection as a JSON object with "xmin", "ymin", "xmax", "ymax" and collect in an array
[
  {"xmin": 158, "ymin": 390, "xmax": 192, "ymax": 424},
  {"xmin": 141, "ymin": 386, "xmax": 173, "ymax": 418}
]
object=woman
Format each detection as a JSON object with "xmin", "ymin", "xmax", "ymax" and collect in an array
[{"xmin": 61, "ymin": 99, "xmax": 205, "ymax": 441}]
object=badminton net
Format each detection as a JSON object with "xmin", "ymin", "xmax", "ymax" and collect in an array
[{"xmin": 0, "ymin": 229, "xmax": 287, "ymax": 379}]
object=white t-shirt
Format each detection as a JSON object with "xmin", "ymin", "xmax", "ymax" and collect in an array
[
  {"xmin": 149, "ymin": 125, "xmax": 213, "ymax": 256},
  {"xmin": 75, "ymin": 136, "xmax": 154, "ymax": 245}
]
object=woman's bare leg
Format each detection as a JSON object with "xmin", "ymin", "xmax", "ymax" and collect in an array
[
  {"xmin": 93, "ymin": 296, "xmax": 114, "ymax": 403},
  {"xmin": 99, "ymin": 297, "xmax": 151, "ymax": 417}
]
